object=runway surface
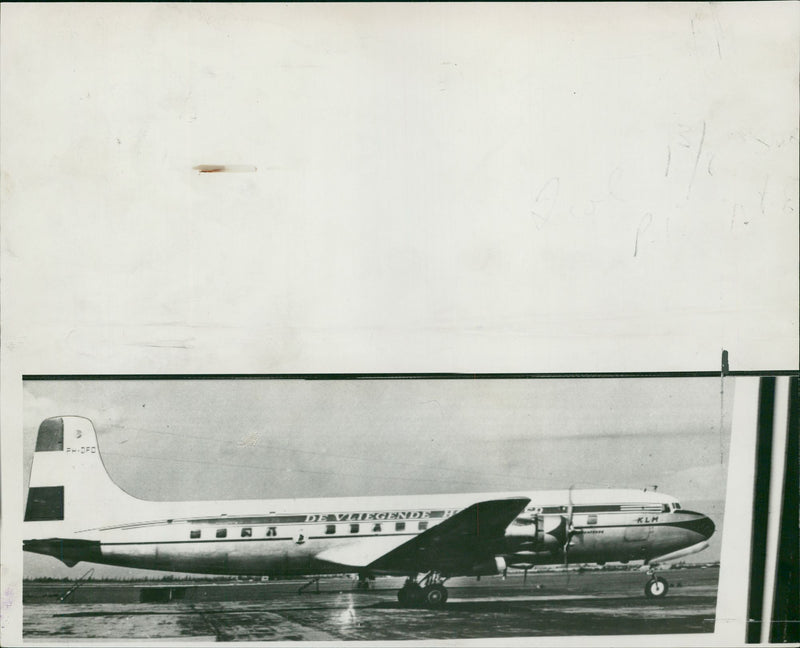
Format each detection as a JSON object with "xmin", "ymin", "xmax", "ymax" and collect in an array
[{"xmin": 24, "ymin": 567, "xmax": 718, "ymax": 641}]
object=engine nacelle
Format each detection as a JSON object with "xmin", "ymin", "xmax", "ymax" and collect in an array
[
  {"xmin": 470, "ymin": 556, "xmax": 507, "ymax": 576},
  {"xmin": 505, "ymin": 514, "xmax": 567, "ymax": 551}
]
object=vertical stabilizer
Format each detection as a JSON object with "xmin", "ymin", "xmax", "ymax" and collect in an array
[{"xmin": 25, "ymin": 416, "xmax": 139, "ymax": 528}]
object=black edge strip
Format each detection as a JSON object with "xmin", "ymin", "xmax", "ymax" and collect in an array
[
  {"xmin": 771, "ymin": 376, "xmax": 799, "ymax": 643},
  {"xmin": 21, "ymin": 371, "xmax": 800, "ymax": 380},
  {"xmin": 747, "ymin": 376, "xmax": 775, "ymax": 643}
]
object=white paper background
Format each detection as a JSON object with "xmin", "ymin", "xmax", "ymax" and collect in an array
[
  {"xmin": 2, "ymin": 2, "xmax": 798, "ymax": 375},
  {"xmin": 2, "ymin": 2, "xmax": 798, "ymax": 646}
]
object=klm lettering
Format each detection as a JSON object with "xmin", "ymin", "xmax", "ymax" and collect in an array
[{"xmin": 636, "ymin": 515, "xmax": 659, "ymax": 524}]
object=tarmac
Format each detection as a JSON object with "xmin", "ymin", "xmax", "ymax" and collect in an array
[{"xmin": 23, "ymin": 566, "xmax": 719, "ymax": 641}]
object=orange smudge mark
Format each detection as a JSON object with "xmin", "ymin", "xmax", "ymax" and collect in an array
[{"xmin": 193, "ymin": 164, "xmax": 257, "ymax": 173}]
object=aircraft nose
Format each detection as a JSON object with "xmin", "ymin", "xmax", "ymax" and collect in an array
[
  {"xmin": 686, "ymin": 514, "xmax": 715, "ymax": 540},
  {"xmin": 700, "ymin": 515, "xmax": 715, "ymax": 540}
]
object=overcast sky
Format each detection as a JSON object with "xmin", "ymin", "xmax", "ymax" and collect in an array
[{"xmin": 23, "ymin": 377, "xmax": 732, "ymax": 578}]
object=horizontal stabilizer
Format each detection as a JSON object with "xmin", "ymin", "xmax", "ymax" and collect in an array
[{"xmin": 23, "ymin": 538, "xmax": 102, "ymax": 567}]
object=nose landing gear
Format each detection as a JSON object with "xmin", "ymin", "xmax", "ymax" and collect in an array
[
  {"xmin": 397, "ymin": 572, "xmax": 449, "ymax": 608},
  {"xmin": 644, "ymin": 568, "xmax": 669, "ymax": 598}
]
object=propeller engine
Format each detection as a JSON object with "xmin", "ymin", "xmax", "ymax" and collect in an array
[
  {"xmin": 562, "ymin": 485, "xmax": 584, "ymax": 581},
  {"xmin": 503, "ymin": 486, "xmax": 584, "ymax": 576}
]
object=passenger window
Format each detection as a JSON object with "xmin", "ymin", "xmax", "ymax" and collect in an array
[
  {"xmin": 395, "ymin": 522, "xmax": 406, "ymax": 532},
  {"xmin": 373, "ymin": 523, "xmax": 382, "ymax": 533},
  {"xmin": 241, "ymin": 527, "xmax": 252, "ymax": 538},
  {"xmin": 216, "ymin": 528, "xmax": 227, "ymax": 538},
  {"xmin": 350, "ymin": 523, "xmax": 359, "ymax": 534},
  {"xmin": 325, "ymin": 524, "xmax": 336, "ymax": 535},
  {"xmin": 587, "ymin": 515, "xmax": 598, "ymax": 525},
  {"xmin": 190, "ymin": 529, "xmax": 201, "ymax": 539},
  {"xmin": 419, "ymin": 521, "xmax": 428, "ymax": 530},
  {"xmin": 266, "ymin": 527, "xmax": 277, "ymax": 537}
]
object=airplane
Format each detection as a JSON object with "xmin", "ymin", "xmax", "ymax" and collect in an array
[{"xmin": 23, "ymin": 416, "xmax": 716, "ymax": 607}]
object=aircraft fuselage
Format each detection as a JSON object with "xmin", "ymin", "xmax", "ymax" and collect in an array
[{"xmin": 25, "ymin": 490, "xmax": 713, "ymax": 577}]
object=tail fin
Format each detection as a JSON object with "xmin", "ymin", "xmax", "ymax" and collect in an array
[{"xmin": 25, "ymin": 416, "xmax": 137, "ymax": 527}]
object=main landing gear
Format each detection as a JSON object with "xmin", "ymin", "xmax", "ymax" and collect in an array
[
  {"xmin": 644, "ymin": 568, "xmax": 669, "ymax": 599},
  {"xmin": 397, "ymin": 572, "xmax": 449, "ymax": 608}
]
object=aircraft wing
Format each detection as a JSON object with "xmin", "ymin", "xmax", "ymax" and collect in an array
[
  {"xmin": 314, "ymin": 535, "xmax": 418, "ymax": 569},
  {"xmin": 364, "ymin": 497, "xmax": 530, "ymax": 576}
]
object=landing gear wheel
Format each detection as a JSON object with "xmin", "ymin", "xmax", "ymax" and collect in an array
[
  {"xmin": 422, "ymin": 583, "xmax": 448, "ymax": 608},
  {"xmin": 397, "ymin": 582, "xmax": 423, "ymax": 607},
  {"xmin": 645, "ymin": 576, "xmax": 669, "ymax": 599}
]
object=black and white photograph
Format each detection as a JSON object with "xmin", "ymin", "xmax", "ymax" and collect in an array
[
  {"xmin": 1, "ymin": 2, "xmax": 797, "ymax": 646},
  {"xmin": 22, "ymin": 376, "xmax": 730, "ymax": 641}
]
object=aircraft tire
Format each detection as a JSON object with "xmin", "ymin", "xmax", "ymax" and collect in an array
[
  {"xmin": 644, "ymin": 576, "xmax": 669, "ymax": 599},
  {"xmin": 422, "ymin": 583, "xmax": 448, "ymax": 608},
  {"xmin": 398, "ymin": 583, "xmax": 423, "ymax": 607},
  {"xmin": 397, "ymin": 588, "xmax": 408, "ymax": 606}
]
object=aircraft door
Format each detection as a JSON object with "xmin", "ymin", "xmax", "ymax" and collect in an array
[{"xmin": 623, "ymin": 524, "xmax": 652, "ymax": 542}]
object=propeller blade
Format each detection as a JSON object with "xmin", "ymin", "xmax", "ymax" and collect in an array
[
  {"xmin": 564, "ymin": 485, "xmax": 575, "ymax": 556},
  {"xmin": 564, "ymin": 485, "xmax": 574, "ymax": 584}
]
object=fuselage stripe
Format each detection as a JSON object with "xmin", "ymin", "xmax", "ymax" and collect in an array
[
  {"xmin": 91, "ymin": 508, "xmax": 672, "ymax": 532},
  {"xmin": 95, "ymin": 520, "xmax": 701, "ymax": 547},
  {"xmin": 100, "ymin": 532, "xmax": 419, "ymax": 547}
]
